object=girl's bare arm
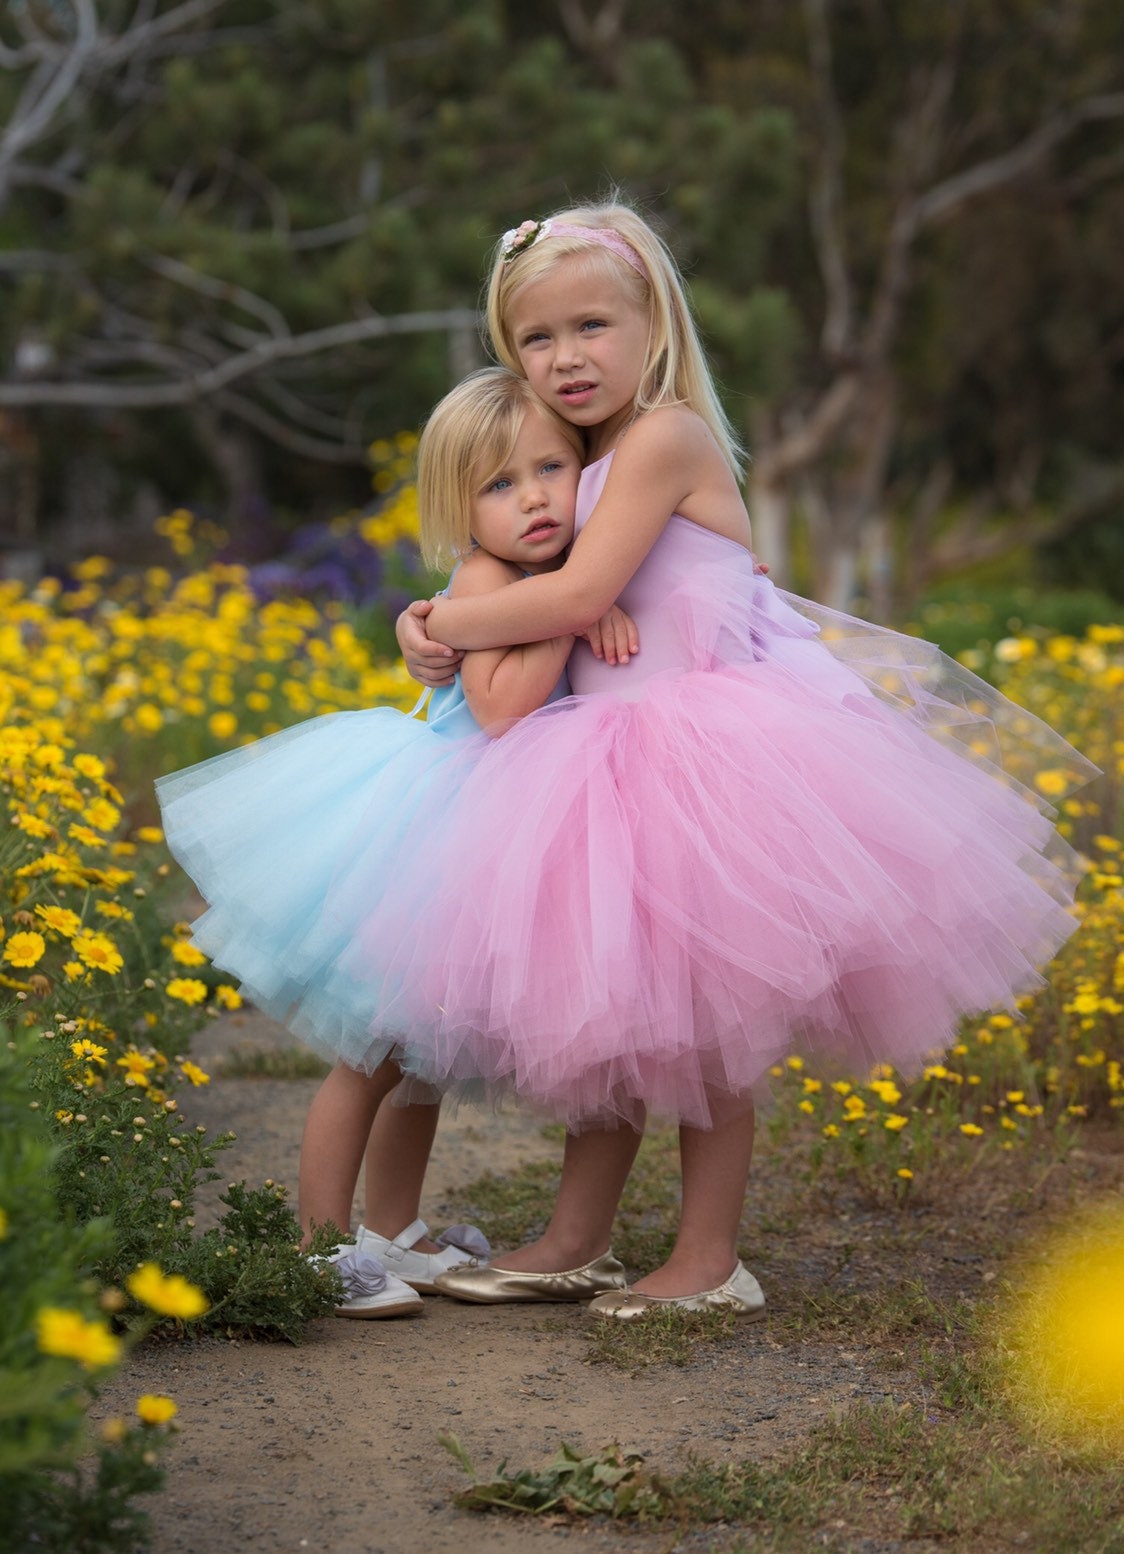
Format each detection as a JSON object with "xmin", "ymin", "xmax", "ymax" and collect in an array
[
  {"xmin": 425, "ymin": 410, "xmax": 738, "ymax": 650},
  {"xmin": 450, "ymin": 552, "xmax": 573, "ymax": 734}
]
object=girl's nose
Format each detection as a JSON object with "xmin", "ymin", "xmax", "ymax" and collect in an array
[
  {"xmin": 521, "ymin": 481, "xmax": 547, "ymax": 510},
  {"xmin": 553, "ymin": 334, "xmax": 583, "ymax": 370}
]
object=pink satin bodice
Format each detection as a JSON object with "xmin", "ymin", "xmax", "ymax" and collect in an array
[{"xmin": 566, "ymin": 451, "xmax": 756, "ymax": 696}]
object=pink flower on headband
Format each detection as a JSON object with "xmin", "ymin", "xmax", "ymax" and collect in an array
[{"xmin": 501, "ymin": 219, "xmax": 552, "ymax": 262}]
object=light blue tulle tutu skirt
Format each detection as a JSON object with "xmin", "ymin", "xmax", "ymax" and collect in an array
[{"xmin": 156, "ymin": 676, "xmax": 557, "ymax": 1067}]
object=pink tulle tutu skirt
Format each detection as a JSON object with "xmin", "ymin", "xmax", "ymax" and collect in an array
[{"xmin": 348, "ymin": 562, "xmax": 1097, "ymax": 1129}]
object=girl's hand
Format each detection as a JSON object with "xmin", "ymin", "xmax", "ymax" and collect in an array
[
  {"xmin": 581, "ymin": 605, "xmax": 640, "ymax": 665},
  {"xmin": 396, "ymin": 600, "xmax": 464, "ymax": 687},
  {"xmin": 753, "ymin": 556, "xmax": 770, "ymax": 576}
]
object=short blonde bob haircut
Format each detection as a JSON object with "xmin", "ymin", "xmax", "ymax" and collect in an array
[
  {"xmin": 485, "ymin": 198, "xmax": 744, "ymax": 477},
  {"xmin": 417, "ymin": 366, "xmax": 583, "ymax": 571}
]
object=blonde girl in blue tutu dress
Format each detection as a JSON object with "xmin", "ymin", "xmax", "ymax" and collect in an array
[{"xmin": 159, "ymin": 368, "xmax": 601, "ymax": 1315}]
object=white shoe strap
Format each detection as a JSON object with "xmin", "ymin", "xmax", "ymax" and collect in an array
[{"xmin": 393, "ymin": 1217, "xmax": 429, "ymax": 1251}]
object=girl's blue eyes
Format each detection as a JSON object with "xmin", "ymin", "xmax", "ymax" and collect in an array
[
  {"xmin": 521, "ymin": 320, "xmax": 605, "ymax": 345},
  {"xmin": 487, "ymin": 464, "xmax": 564, "ymax": 493}
]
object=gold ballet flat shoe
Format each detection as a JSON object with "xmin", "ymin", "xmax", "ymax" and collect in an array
[
  {"xmin": 433, "ymin": 1251, "xmax": 627, "ymax": 1304},
  {"xmin": 587, "ymin": 1261, "xmax": 766, "ymax": 1321}
]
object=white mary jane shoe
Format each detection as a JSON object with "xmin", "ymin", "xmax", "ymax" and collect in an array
[
  {"xmin": 313, "ymin": 1243, "xmax": 424, "ymax": 1318},
  {"xmin": 357, "ymin": 1217, "xmax": 490, "ymax": 1294}
]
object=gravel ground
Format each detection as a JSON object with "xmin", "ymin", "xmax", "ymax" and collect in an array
[{"xmin": 92, "ymin": 1010, "xmax": 918, "ymax": 1554}]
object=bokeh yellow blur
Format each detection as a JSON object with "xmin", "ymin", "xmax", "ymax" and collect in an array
[{"xmin": 1002, "ymin": 1203, "xmax": 1124, "ymax": 1451}]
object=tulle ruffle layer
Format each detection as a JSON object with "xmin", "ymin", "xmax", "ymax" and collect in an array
[{"xmin": 156, "ymin": 708, "xmax": 488, "ymax": 1054}]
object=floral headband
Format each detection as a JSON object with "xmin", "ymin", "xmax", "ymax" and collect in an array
[{"xmin": 500, "ymin": 218, "xmax": 648, "ymax": 279}]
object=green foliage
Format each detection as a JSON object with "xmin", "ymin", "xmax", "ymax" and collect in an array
[
  {"xmin": 0, "ymin": 1040, "xmax": 172, "ymax": 1554},
  {"xmin": 173, "ymin": 1184, "xmax": 340, "ymax": 1343},
  {"xmin": 442, "ymin": 1433, "xmax": 828, "ymax": 1528},
  {"xmin": 1, "ymin": 1, "xmax": 805, "ymax": 534},
  {"xmin": 23, "ymin": 1029, "xmax": 338, "ymax": 1342},
  {"xmin": 447, "ymin": 1157, "xmax": 561, "ymax": 1252},
  {"xmin": 0, "ymin": 722, "xmax": 344, "ymax": 1344},
  {"xmin": 30, "ymin": 1029, "xmax": 227, "ymax": 1273},
  {"xmin": 0, "ymin": 1431, "xmax": 166, "ymax": 1554},
  {"xmin": 910, "ymin": 584, "xmax": 1124, "ymax": 662},
  {"xmin": 441, "ymin": 1437, "xmax": 667, "ymax": 1519}
]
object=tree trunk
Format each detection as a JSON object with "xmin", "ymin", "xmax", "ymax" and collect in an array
[
  {"xmin": 820, "ymin": 534, "xmax": 860, "ymax": 612},
  {"xmin": 860, "ymin": 510, "xmax": 894, "ymax": 622},
  {"xmin": 192, "ymin": 408, "xmax": 270, "ymax": 546},
  {"xmin": 747, "ymin": 467, "xmax": 792, "ymax": 584}
]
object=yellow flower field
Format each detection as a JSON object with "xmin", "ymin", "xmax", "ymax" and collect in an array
[
  {"xmin": 2, "ymin": 519, "xmax": 1122, "ymax": 1213},
  {"xmin": 0, "ymin": 550, "xmax": 416, "ymax": 807}
]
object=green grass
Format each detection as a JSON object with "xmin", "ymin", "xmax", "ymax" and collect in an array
[
  {"xmin": 444, "ymin": 1402, "xmax": 1124, "ymax": 1551},
  {"xmin": 441, "ymin": 1124, "xmax": 1124, "ymax": 1551},
  {"xmin": 583, "ymin": 1304, "xmax": 740, "ymax": 1372},
  {"xmin": 216, "ymin": 1045, "xmax": 330, "ymax": 1080},
  {"xmin": 443, "ymin": 1156, "xmax": 562, "ymax": 1249}
]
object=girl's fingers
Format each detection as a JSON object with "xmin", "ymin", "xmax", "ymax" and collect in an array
[
  {"xmin": 614, "ymin": 609, "xmax": 639, "ymax": 660},
  {"xmin": 414, "ymin": 665, "xmax": 459, "ymax": 688}
]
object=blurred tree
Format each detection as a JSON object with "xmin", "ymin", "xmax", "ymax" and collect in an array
[
  {"xmin": 1, "ymin": 0, "xmax": 1121, "ymax": 607},
  {"xmin": 682, "ymin": 0, "xmax": 1124, "ymax": 607},
  {"xmin": 0, "ymin": 0, "xmax": 795, "ymax": 549}
]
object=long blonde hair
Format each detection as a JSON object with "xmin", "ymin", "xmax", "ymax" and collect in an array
[
  {"xmin": 485, "ymin": 199, "xmax": 743, "ymax": 476},
  {"xmin": 417, "ymin": 367, "xmax": 583, "ymax": 570}
]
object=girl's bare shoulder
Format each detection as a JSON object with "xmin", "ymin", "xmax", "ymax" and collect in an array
[
  {"xmin": 447, "ymin": 550, "xmax": 523, "ymax": 599},
  {"xmin": 616, "ymin": 407, "xmax": 724, "ymax": 473}
]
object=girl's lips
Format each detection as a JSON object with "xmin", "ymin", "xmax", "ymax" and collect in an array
[
  {"xmin": 523, "ymin": 519, "xmax": 560, "ymax": 541},
  {"xmin": 560, "ymin": 383, "xmax": 596, "ymax": 406}
]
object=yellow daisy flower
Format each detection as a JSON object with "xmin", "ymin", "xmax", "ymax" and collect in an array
[
  {"xmin": 136, "ymin": 1394, "xmax": 178, "ymax": 1425},
  {"xmin": 3, "ymin": 931, "xmax": 46, "ymax": 969},
  {"xmin": 73, "ymin": 933, "xmax": 124, "ymax": 975},
  {"xmin": 36, "ymin": 1308, "xmax": 121, "ymax": 1369},
  {"xmin": 126, "ymin": 1264, "xmax": 209, "ymax": 1318}
]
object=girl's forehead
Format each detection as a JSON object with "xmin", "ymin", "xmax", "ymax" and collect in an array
[
  {"xmin": 473, "ymin": 407, "xmax": 575, "ymax": 475},
  {"xmin": 510, "ymin": 257, "xmax": 632, "ymax": 320}
]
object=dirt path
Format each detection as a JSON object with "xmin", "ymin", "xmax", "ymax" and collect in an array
[{"xmin": 95, "ymin": 1012, "xmax": 904, "ymax": 1554}]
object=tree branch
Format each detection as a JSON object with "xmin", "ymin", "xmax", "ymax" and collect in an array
[
  {"xmin": 914, "ymin": 92, "xmax": 1124, "ymax": 230},
  {"xmin": 139, "ymin": 252, "xmax": 291, "ymax": 339},
  {"xmin": 861, "ymin": 62, "xmax": 955, "ymax": 364},
  {"xmin": 0, "ymin": 0, "xmax": 98, "ymax": 205},
  {"xmin": 752, "ymin": 372, "xmax": 863, "ymax": 487},
  {"xmin": 289, "ymin": 214, "xmax": 372, "ymax": 252},
  {"xmin": 258, "ymin": 377, "xmax": 363, "ymax": 440},
  {"xmin": 96, "ymin": 0, "xmax": 228, "ymax": 67},
  {"xmin": 8, "ymin": 162, "xmax": 86, "ymax": 200},
  {"xmin": 557, "ymin": 0, "xmax": 627, "ymax": 54},
  {"xmin": 213, "ymin": 148, "xmax": 291, "ymax": 235},
  {"xmin": 0, "ymin": 0, "xmax": 231, "ymax": 212},
  {"xmin": 0, "ymin": 309, "xmax": 480, "ymax": 408},
  {"xmin": 0, "ymin": 35, "xmax": 39, "ymax": 70},
  {"xmin": 0, "ymin": 250, "xmax": 78, "ymax": 272},
  {"xmin": 214, "ymin": 391, "xmax": 371, "ymax": 466}
]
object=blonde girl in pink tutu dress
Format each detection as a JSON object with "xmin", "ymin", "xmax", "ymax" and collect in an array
[{"xmin": 388, "ymin": 201, "xmax": 1095, "ymax": 1319}]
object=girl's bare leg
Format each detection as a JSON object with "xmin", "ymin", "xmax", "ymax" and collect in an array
[
  {"xmin": 493, "ymin": 1119, "xmax": 644, "ymax": 1272},
  {"xmin": 298, "ymin": 1057, "xmax": 401, "ymax": 1245},
  {"xmin": 361, "ymin": 1087, "xmax": 445, "ymax": 1252},
  {"xmin": 631, "ymin": 1092, "xmax": 755, "ymax": 1297}
]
